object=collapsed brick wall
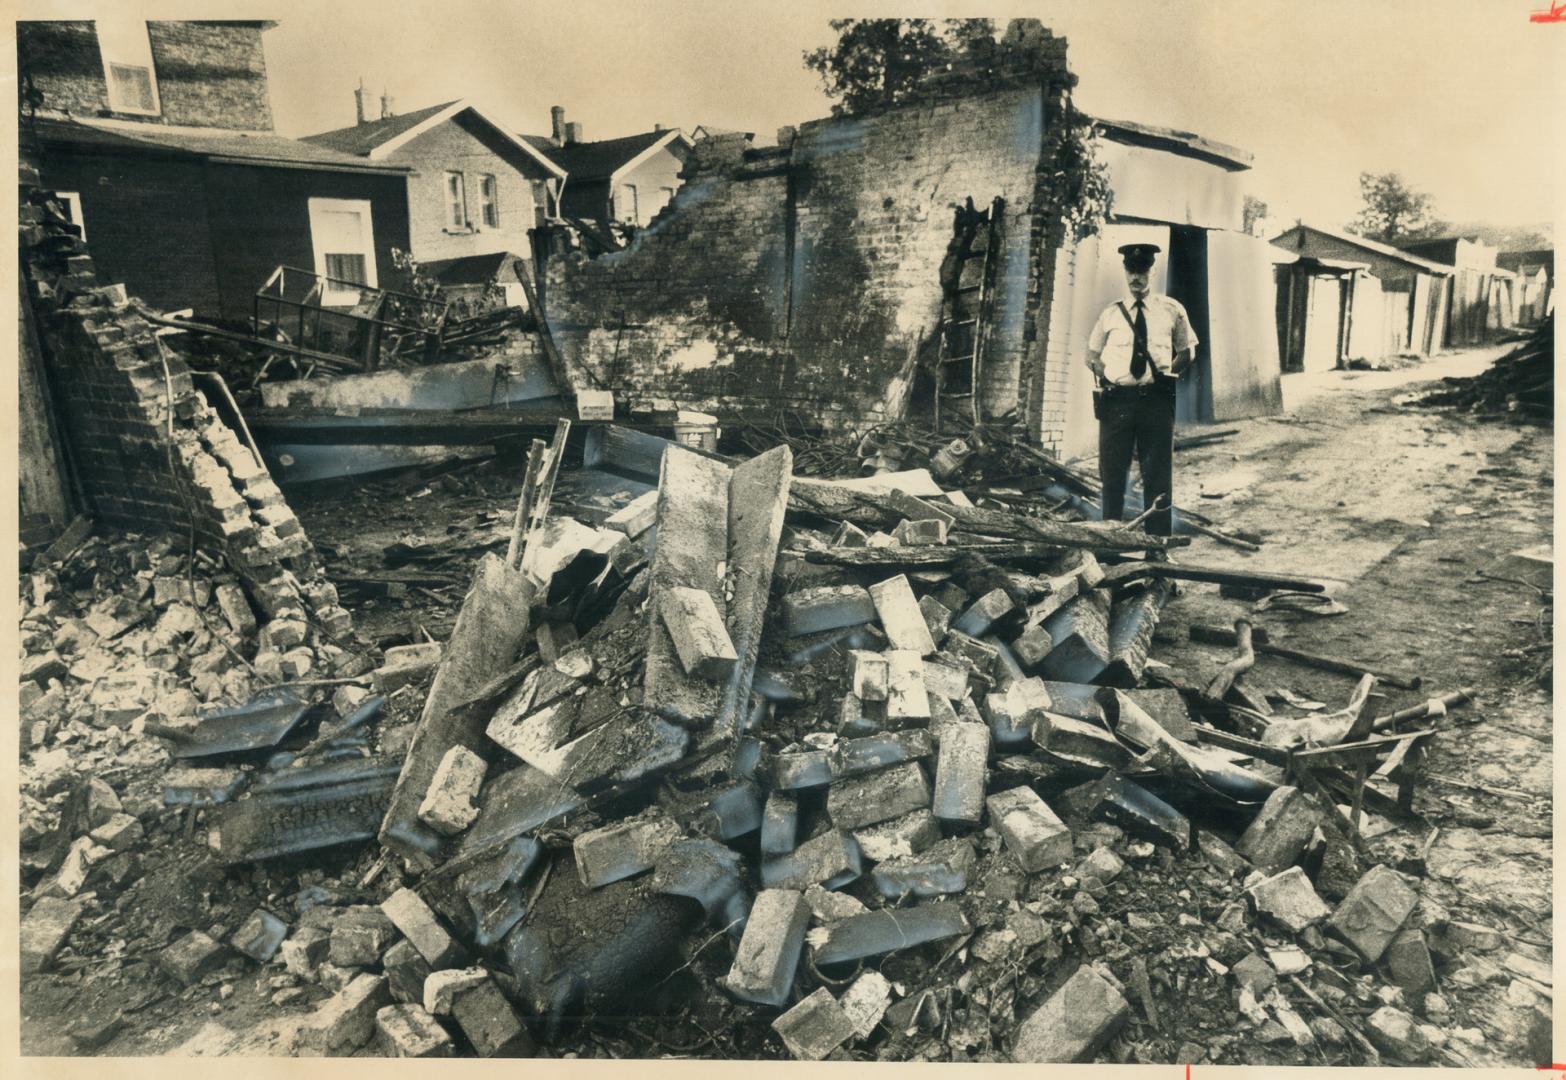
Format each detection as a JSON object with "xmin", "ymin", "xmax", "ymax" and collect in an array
[
  {"xmin": 19, "ymin": 159, "xmax": 349, "ymax": 637},
  {"xmin": 543, "ymin": 20, "xmax": 1075, "ymax": 435},
  {"xmin": 19, "ymin": 20, "xmax": 274, "ymax": 131}
]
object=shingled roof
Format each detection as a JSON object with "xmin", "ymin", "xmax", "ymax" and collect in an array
[
  {"xmin": 34, "ymin": 116, "xmax": 409, "ymax": 175},
  {"xmin": 521, "ymin": 129, "xmax": 689, "ymax": 183},
  {"xmin": 300, "ymin": 100, "xmax": 458, "ymax": 157}
]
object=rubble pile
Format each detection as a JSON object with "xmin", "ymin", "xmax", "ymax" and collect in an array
[
  {"xmin": 1422, "ymin": 314, "xmax": 1554, "ymax": 423},
  {"xmin": 18, "ymin": 428, "xmax": 1544, "ymax": 1064}
]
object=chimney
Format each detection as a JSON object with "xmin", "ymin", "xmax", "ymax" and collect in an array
[
  {"xmin": 565, "ymin": 121, "xmax": 583, "ymax": 146},
  {"xmin": 354, "ymin": 79, "xmax": 368, "ymax": 125},
  {"xmin": 654, "ymin": 123, "xmax": 667, "ymax": 133},
  {"xmin": 551, "ymin": 105, "xmax": 566, "ymax": 146},
  {"xmin": 380, "ymin": 90, "xmax": 394, "ymax": 120}
]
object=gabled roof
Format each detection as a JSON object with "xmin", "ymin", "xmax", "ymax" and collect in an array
[
  {"xmin": 302, "ymin": 99, "xmax": 566, "ymax": 178},
  {"xmin": 521, "ymin": 129, "xmax": 692, "ymax": 183},
  {"xmin": 1092, "ymin": 116, "xmax": 1253, "ymax": 171},
  {"xmin": 33, "ymin": 116, "xmax": 410, "ymax": 175},
  {"xmin": 1270, "ymin": 223, "xmax": 1455, "ymax": 275}
]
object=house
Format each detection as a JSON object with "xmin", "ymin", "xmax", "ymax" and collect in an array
[
  {"xmin": 302, "ymin": 96, "xmax": 565, "ymax": 269},
  {"xmin": 523, "ymin": 107, "xmax": 693, "ymax": 228},
  {"xmin": 1498, "ymin": 248, "xmax": 1553, "ymax": 324},
  {"xmin": 18, "ymin": 18, "xmax": 412, "ymax": 321},
  {"xmin": 1270, "ymin": 224, "xmax": 1454, "ymax": 362},
  {"xmin": 1269, "ymin": 252, "xmax": 1383, "ymax": 373},
  {"xmin": 532, "ymin": 21, "xmax": 1283, "ymax": 462},
  {"xmin": 1398, "ymin": 236, "xmax": 1516, "ymax": 345}
]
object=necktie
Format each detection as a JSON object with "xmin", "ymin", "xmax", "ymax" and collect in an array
[{"xmin": 1131, "ymin": 300, "xmax": 1149, "ymax": 380}]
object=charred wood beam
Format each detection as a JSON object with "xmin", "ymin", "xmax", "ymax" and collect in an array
[{"xmin": 1103, "ymin": 562, "xmax": 1325, "ymax": 593}]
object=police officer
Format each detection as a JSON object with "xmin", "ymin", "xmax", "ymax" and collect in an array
[{"xmin": 1084, "ymin": 243, "xmax": 1197, "ymax": 539}]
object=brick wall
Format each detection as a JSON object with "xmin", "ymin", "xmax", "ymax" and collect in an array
[
  {"xmin": 18, "ymin": 20, "xmax": 273, "ymax": 131},
  {"xmin": 21, "ymin": 159, "xmax": 349, "ymax": 636},
  {"xmin": 542, "ymin": 20, "xmax": 1076, "ymax": 435}
]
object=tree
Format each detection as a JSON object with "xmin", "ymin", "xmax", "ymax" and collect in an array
[
  {"xmin": 804, "ymin": 19, "xmax": 996, "ymax": 115},
  {"xmin": 1349, "ymin": 172, "xmax": 1444, "ymax": 244}
]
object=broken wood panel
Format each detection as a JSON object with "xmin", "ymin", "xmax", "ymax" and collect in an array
[
  {"xmin": 1102, "ymin": 561, "xmax": 1325, "ymax": 593},
  {"xmin": 715, "ymin": 445, "xmax": 793, "ymax": 739},
  {"xmin": 644, "ymin": 445, "xmax": 732, "ymax": 727},
  {"xmin": 380, "ymin": 553, "xmax": 534, "ymax": 868}
]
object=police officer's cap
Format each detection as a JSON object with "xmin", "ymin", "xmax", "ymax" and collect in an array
[{"xmin": 1118, "ymin": 243, "xmax": 1161, "ymax": 271}]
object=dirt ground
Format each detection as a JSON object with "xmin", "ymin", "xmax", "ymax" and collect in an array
[{"xmin": 20, "ymin": 342, "xmax": 1553, "ymax": 1063}]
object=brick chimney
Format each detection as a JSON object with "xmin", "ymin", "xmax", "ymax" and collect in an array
[
  {"xmin": 654, "ymin": 123, "xmax": 666, "ymax": 132},
  {"xmin": 564, "ymin": 121, "xmax": 583, "ymax": 146},
  {"xmin": 380, "ymin": 90, "xmax": 394, "ymax": 120},
  {"xmin": 551, "ymin": 105, "xmax": 566, "ymax": 146},
  {"xmin": 355, "ymin": 80, "xmax": 368, "ymax": 125}
]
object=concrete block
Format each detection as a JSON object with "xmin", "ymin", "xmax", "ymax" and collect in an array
[
  {"xmin": 785, "ymin": 585, "xmax": 877, "ymax": 637},
  {"xmin": 1365, "ymin": 1005, "xmax": 1431, "ymax": 1062},
  {"xmin": 1012, "ymin": 965, "xmax": 1130, "ymax": 1063},
  {"xmin": 885, "ymin": 650, "xmax": 930, "ymax": 722},
  {"xmin": 954, "ymin": 588, "xmax": 1015, "ymax": 638},
  {"xmin": 660, "ymin": 585, "xmax": 738, "ymax": 681},
  {"xmin": 375, "ymin": 1003, "xmax": 455, "ymax": 1057},
  {"xmin": 840, "ymin": 970, "xmax": 894, "ymax": 1039},
  {"xmin": 373, "ymin": 642, "xmax": 442, "ymax": 692},
  {"xmin": 771, "ymin": 749, "xmax": 834, "ymax": 790},
  {"xmin": 20, "ymin": 896, "xmax": 84, "ymax": 974},
  {"xmin": 1328, "ymin": 864, "xmax": 1419, "ymax": 963},
  {"xmin": 774, "ymin": 987, "xmax": 856, "ymax": 1060},
  {"xmin": 231, "ymin": 908, "xmax": 288, "ymax": 963},
  {"xmin": 329, "ymin": 906, "xmax": 398, "ymax": 967},
  {"xmin": 869, "ymin": 575, "xmax": 937, "ymax": 655},
  {"xmin": 984, "ymin": 677, "xmax": 1052, "ymax": 749},
  {"xmin": 830, "ymin": 521, "xmax": 869, "ymax": 547},
  {"xmin": 921, "ymin": 657, "xmax": 969, "ymax": 700},
  {"xmin": 423, "ymin": 967, "xmax": 489, "ymax": 1014},
  {"xmin": 918, "ymin": 595, "xmax": 953, "ymax": 644},
  {"xmin": 1248, "ymin": 866, "xmax": 1332, "ymax": 933},
  {"xmin": 449, "ymin": 978, "xmax": 535, "ymax": 1056},
  {"xmin": 892, "ymin": 517, "xmax": 948, "ymax": 545},
  {"xmin": 1386, "ymin": 928, "xmax": 1436, "ymax": 994},
  {"xmin": 830, "ymin": 730, "xmax": 932, "ymax": 778},
  {"xmin": 988, "ymin": 786, "xmax": 1073, "ymax": 873},
  {"xmin": 872, "ymin": 837, "xmax": 975, "ymax": 898},
  {"xmin": 572, "ymin": 815, "xmax": 682, "ymax": 887},
  {"xmin": 1013, "ymin": 623, "xmax": 1054, "ymax": 669},
  {"xmin": 309, "ymin": 973, "xmax": 391, "ymax": 1054},
  {"xmin": 1235, "ymin": 785, "xmax": 1323, "ymax": 872},
  {"xmin": 417, "ymin": 745, "xmax": 488, "ymax": 836},
  {"xmin": 827, "ymin": 762, "xmax": 930, "ymax": 830},
  {"xmin": 849, "ymin": 649, "xmax": 889, "ymax": 701},
  {"xmin": 761, "ymin": 829, "xmax": 863, "ymax": 890},
  {"xmin": 159, "ymin": 930, "xmax": 227, "ymax": 986},
  {"xmin": 761, "ymin": 792, "xmax": 799, "ymax": 855},
  {"xmin": 604, "ymin": 490, "xmax": 658, "ymax": 537},
  {"xmin": 932, "ymin": 722, "xmax": 989, "ymax": 824},
  {"xmin": 382, "ymin": 938, "xmax": 432, "ymax": 1005},
  {"xmin": 281, "ymin": 926, "xmax": 331, "ymax": 979},
  {"xmin": 726, "ymin": 889, "xmax": 811, "ymax": 1006},
  {"xmin": 382, "ymin": 887, "xmax": 464, "ymax": 969}
]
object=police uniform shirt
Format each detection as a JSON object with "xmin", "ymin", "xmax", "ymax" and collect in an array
[{"xmin": 1086, "ymin": 293, "xmax": 1198, "ymax": 386}]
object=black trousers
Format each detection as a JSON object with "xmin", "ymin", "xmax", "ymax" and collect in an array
[{"xmin": 1098, "ymin": 384, "xmax": 1176, "ymax": 536}]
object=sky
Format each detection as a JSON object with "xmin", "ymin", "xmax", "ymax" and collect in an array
[{"xmin": 21, "ymin": 1, "xmax": 1564, "ymax": 232}]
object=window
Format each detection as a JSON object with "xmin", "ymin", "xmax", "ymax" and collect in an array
[
  {"xmin": 444, "ymin": 172, "xmax": 467, "ymax": 229},
  {"xmin": 55, "ymin": 191, "xmax": 86, "ymax": 241},
  {"xmin": 619, "ymin": 184, "xmax": 638, "ymax": 224},
  {"xmin": 96, "ymin": 19, "xmax": 160, "ymax": 116},
  {"xmin": 307, "ymin": 198, "xmax": 377, "ymax": 305},
  {"xmin": 479, "ymin": 175, "xmax": 499, "ymax": 228}
]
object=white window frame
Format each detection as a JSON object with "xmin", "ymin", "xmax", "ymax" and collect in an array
[
  {"xmin": 56, "ymin": 191, "xmax": 86, "ymax": 240},
  {"xmin": 619, "ymin": 183, "xmax": 639, "ymax": 225},
  {"xmin": 444, "ymin": 171, "xmax": 468, "ymax": 231},
  {"xmin": 307, "ymin": 197, "xmax": 378, "ymax": 305},
  {"xmin": 95, "ymin": 19, "xmax": 161, "ymax": 117},
  {"xmin": 479, "ymin": 174, "xmax": 499, "ymax": 229}
]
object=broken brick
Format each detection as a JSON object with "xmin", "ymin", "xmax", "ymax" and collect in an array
[
  {"xmin": 375, "ymin": 1003, "xmax": 455, "ymax": 1057},
  {"xmin": 988, "ymin": 786, "xmax": 1073, "ymax": 873},
  {"xmin": 381, "ymin": 887, "xmax": 464, "ymax": 969},
  {"xmin": 761, "ymin": 829, "xmax": 863, "ymax": 891},
  {"xmin": 448, "ymin": 978, "xmax": 535, "ymax": 1057},
  {"xmin": 417, "ymin": 744, "xmax": 487, "ymax": 836},
  {"xmin": 572, "ymin": 814, "xmax": 682, "ymax": 887},
  {"xmin": 852, "ymin": 808, "xmax": 942, "ymax": 862},
  {"xmin": 1012, "ymin": 965, "xmax": 1130, "ymax": 1063},
  {"xmin": 329, "ymin": 906, "xmax": 398, "ymax": 967},
  {"xmin": 931, "ymin": 722, "xmax": 989, "ymax": 825},
  {"xmin": 307, "ymin": 973, "xmax": 391, "ymax": 1054},
  {"xmin": 159, "ymin": 930, "xmax": 227, "ymax": 987},
  {"xmin": 1248, "ymin": 867, "xmax": 1332, "ymax": 933},
  {"xmin": 827, "ymin": 762, "xmax": 930, "ymax": 830},
  {"xmin": 785, "ymin": 585, "xmax": 877, "ymax": 637},
  {"xmin": 20, "ymin": 896, "xmax": 84, "ymax": 974},
  {"xmin": 1328, "ymin": 864, "xmax": 1419, "ymax": 963},
  {"xmin": 953, "ymin": 587, "xmax": 1015, "ymax": 638},
  {"xmin": 774, "ymin": 986, "xmax": 856, "ymax": 1060},
  {"xmin": 868, "ymin": 574, "xmax": 937, "ymax": 655},
  {"xmin": 660, "ymin": 585, "xmax": 738, "ymax": 681},
  {"xmin": 1234, "ymin": 785, "xmax": 1323, "ymax": 872},
  {"xmin": 726, "ymin": 889, "xmax": 811, "ymax": 1006},
  {"xmin": 231, "ymin": 908, "xmax": 288, "ymax": 963},
  {"xmin": 871, "ymin": 837, "xmax": 976, "ymax": 898}
]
